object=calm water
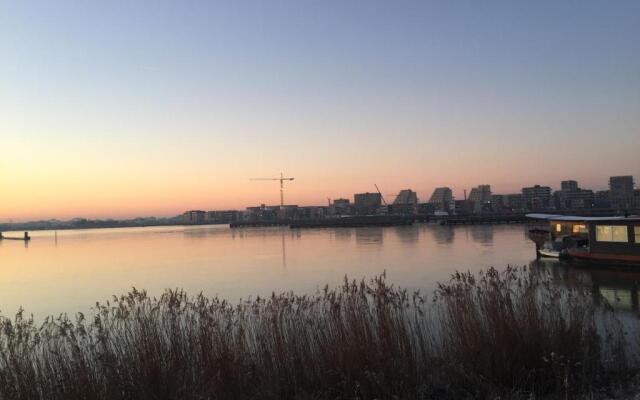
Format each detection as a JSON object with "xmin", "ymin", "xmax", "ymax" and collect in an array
[{"xmin": 1, "ymin": 223, "xmax": 638, "ymax": 318}]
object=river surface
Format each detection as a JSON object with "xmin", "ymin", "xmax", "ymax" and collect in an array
[{"xmin": 1, "ymin": 223, "xmax": 639, "ymax": 318}]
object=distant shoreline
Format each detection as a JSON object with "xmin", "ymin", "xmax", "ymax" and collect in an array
[{"xmin": 0, "ymin": 220, "xmax": 230, "ymax": 234}]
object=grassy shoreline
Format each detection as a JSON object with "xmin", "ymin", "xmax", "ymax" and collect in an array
[{"xmin": 0, "ymin": 266, "xmax": 637, "ymax": 399}]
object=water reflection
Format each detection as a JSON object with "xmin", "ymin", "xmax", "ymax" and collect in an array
[
  {"xmin": 355, "ymin": 228, "xmax": 383, "ymax": 246},
  {"xmin": 0, "ymin": 224, "xmax": 537, "ymax": 319},
  {"xmin": 470, "ymin": 225, "xmax": 494, "ymax": 246},
  {"xmin": 531, "ymin": 260, "xmax": 640, "ymax": 313},
  {"xmin": 393, "ymin": 226, "xmax": 419, "ymax": 245},
  {"xmin": 431, "ymin": 226, "xmax": 454, "ymax": 244},
  {"xmin": 281, "ymin": 230, "xmax": 287, "ymax": 270},
  {"xmin": 331, "ymin": 228, "xmax": 352, "ymax": 242}
]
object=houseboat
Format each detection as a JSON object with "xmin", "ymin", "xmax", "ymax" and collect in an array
[{"xmin": 526, "ymin": 214, "xmax": 640, "ymax": 266}]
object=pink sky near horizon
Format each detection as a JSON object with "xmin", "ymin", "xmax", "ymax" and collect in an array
[
  {"xmin": 2, "ymin": 100, "xmax": 638, "ymax": 222},
  {"xmin": 2, "ymin": 156, "xmax": 636, "ymax": 222}
]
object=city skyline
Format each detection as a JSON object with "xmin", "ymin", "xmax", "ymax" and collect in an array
[
  {"xmin": 2, "ymin": 174, "xmax": 637, "ymax": 223},
  {"xmin": 2, "ymin": 1, "xmax": 639, "ymax": 220}
]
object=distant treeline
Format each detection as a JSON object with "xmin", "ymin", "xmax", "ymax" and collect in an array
[{"xmin": 0, "ymin": 216, "xmax": 183, "ymax": 232}]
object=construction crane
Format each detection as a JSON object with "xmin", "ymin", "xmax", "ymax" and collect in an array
[
  {"xmin": 374, "ymin": 184, "xmax": 388, "ymax": 206},
  {"xmin": 250, "ymin": 172, "xmax": 295, "ymax": 207}
]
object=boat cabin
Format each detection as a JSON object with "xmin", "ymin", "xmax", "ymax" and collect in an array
[
  {"xmin": 585, "ymin": 218, "xmax": 640, "ymax": 261},
  {"xmin": 526, "ymin": 214, "xmax": 640, "ymax": 265}
]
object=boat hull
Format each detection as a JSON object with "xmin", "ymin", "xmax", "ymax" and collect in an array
[
  {"xmin": 567, "ymin": 249, "xmax": 640, "ymax": 267},
  {"xmin": 538, "ymin": 249, "xmax": 561, "ymax": 258}
]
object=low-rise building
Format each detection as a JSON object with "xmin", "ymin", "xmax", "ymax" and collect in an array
[
  {"xmin": 392, "ymin": 189, "xmax": 418, "ymax": 215},
  {"xmin": 244, "ymin": 204, "xmax": 280, "ymax": 221},
  {"xmin": 183, "ymin": 210, "xmax": 206, "ymax": 224},
  {"xmin": 417, "ymin": 202, "xmax": 438, "ymax": 215},
  {"xmin": 428, "ymin": 187, "xmax": 453, "ymax": 212},
  {"xmin": 330, "ymin": 198, "xmax": 352, "ymax": 216},
  {"xmin": 354, "ymin": 192, "xmax": 382, "ymax": 215},
  {"xmin": 298, "ymin": 206, "xmax": 327, "ymax": 219},
  {"xmin": 454, "ymin": 199, "xmax": 474, "ymax": 215},
  {"xmin": 205, "ymin": 210, "xmax": 241, "ymax": 223},
  {"xmin": 505, "ymin": 194, "xmax": 525, "ymax": 211},
  {"xmin": 522, "ymin": 185, "xmax": 552, "ymax": 211},
  {"xmin": 594, "ymin": 190, "xmax": 611, "ymax": 209},
  {"xmin": 490, "ymin": 194, "xmax": 507, "ymax": 212},
  {"xmin": 610, "ymin": 175, "xmax": 635, "ymax": 210},
  {"xmin": 468, "ymin": 185, "xmax": 492, "ymax": 213},
  {"xmin": 561, "ymin": 180, "xmax": 579, "ymax": 192},
  {"xmin": 278, "ymin": 205, "xmax": 299, "ymax": 219},
  {"xmin": 553, "ymin": 180, "xmax": 594, "ymax": 210}
]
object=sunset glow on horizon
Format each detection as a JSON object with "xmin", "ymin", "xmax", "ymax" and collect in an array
[{"xmin": 2, "ymin": 1, "xmax": 639, "ymax": 221}]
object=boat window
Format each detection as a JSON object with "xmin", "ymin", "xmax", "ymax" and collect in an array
[
  {"xmin": 572, "ymin": 224, "xmax": 587, "ymax": 234},
  {"xmin": 635, "ymin": 226, "xmax": 640, "ymax": 244},
  {"xmin": 555, "ymin": 223, "xmax": 562, "ymax": 233},
  {"xmin": 595, "ymin": 225, "xmax": 629, "ymax": 243}
]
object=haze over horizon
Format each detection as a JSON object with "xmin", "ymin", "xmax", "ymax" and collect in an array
[{"xmin": 2, "ymin": 1, "xmax": 639, "ymax": 221}]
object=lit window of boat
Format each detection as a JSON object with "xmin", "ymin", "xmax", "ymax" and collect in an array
[
  {"xmin": 572, "ymin": 224, "xmax": 587, "ymax": 234},
  {"xmin": 595, "ymin": 225, "xmax": 629, "ymax": 243}
]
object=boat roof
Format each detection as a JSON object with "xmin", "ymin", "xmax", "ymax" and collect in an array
[{"xmin": 526, "ymin": 213, "xmax": 640, "ymax": 222}]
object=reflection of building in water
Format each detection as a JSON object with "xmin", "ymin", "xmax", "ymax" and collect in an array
[
  {"xmin": 330, "ymin": 228, "xmax": 352, "ymax": 242},
  {"xmin": 469, "ymin": 225, "xmax": 494, "ymax": 246},
  {"xmin": 393, "ymin": 226, "xmax": 419, "ymax": 245},
  {"xmin": 355, "ymin": 227, "xmax": 383, "ymax": 246},
  {"xmin": 432, "ymin": 226, "xmax": 454, "ymax": 244},
  {"xmin": 530, "ymin": 259, "xmax": 640, "ymax": 312}
]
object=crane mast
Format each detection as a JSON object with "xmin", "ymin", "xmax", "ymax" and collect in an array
[{"xmin": 250, "ymin": 172, "xmax": 295, "ymax": 207}]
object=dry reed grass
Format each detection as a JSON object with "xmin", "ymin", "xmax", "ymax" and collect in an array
[{"xmin": 0, "ymin": 266, "xmax": 635, "ymax": 399}]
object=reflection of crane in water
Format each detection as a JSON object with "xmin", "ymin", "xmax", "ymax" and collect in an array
[
  {"xmin": 282, "ymin": 230, "xmax": 287, "ymax": 270},
  {"xmin": 250, "ymin": 173, "xmax": 294, "ymax": 207}
]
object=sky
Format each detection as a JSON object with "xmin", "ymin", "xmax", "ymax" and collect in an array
[{"xmin": 1, "ymin": 0, "xmax": 639, "ymax": 221}]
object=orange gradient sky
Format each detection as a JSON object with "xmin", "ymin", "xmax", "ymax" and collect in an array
[{"xmin": 1, "ymin": 1, "xmax": 639, "ymax": 221}]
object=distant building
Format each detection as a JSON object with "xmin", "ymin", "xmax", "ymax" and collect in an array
[
  {"xmin": 490, "ymin": 194, "xmax": 506, "ymax": 212},
  {"xmin": 205, "ymin": 210, "xmax": 241, "ymax": 224},
  {"xmin": 354, "ymin": 192, "xmax": 382, "ymax": 207},
  {"xmin": 354, "ymin": 192, "xmax": 382, "ymax": 214},
  {"xmin": 635, "ymin": 190, "xmax": 640, "ymax": 209},
  {"xmin": 244, "ymin": 204, "xmax": 279, "ymax": 221},
  {"xmin": 183, "ymin": 210, "xmax": 206, "ymax": 224},
  {"xmin": 330, "ymin": 198, "xmax": 352, "ymax": 215},
  {"xmin": 561, "ymin": 180, "xmax": 579, "ymax": 192},
  {"xmin": 333, "ymin": 198, "xmax": 350, "ymax": 207},
  {"xmin": 417, "ymin": 202, "xmax": 437, "ymax": 215},
  {"xmin": 594, "ymin": 190, "xmax": 611, "ymax": 209},
  {"xmin": 278, "ymin": 205, "xmax": 299, "ymax": 219},
  {"xmin": 468, "ymin": 184, "xmax": 492, "ymax": 213},
  {"xmin": 298, "ymin": 206, "xmax": 327, "ymax": 219},
  {"xmin": 391, "ymin": 189, "xmax": 418, "ymax": 215},
  {"xmin": 565, "ymin": 190, "xmax": 594, "ymax": 209},
  {"xmin": 428, "ymin": 187, "xmax": 453, "ymax": 211},
  {"xmin": 393, "ymin": 189, "xmax": 418, "ymax": 205},
  {"xmin": 454, "ymin": 199, "xmax": 474, "ymax": 215},
  {"xmin": 505, "ymin": 194, "xmax": 525, "ymax": 211},
  {"xmin": 522, "ymin": 185, "xmax": 552, "ymax": 211},
  {"xmin": 553, "ymin": 180, "xmax": 593, "ymax": 210},
  {"xmin": 609, "ymin": 176, "xmax": 635, "ymax": 210}
]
